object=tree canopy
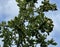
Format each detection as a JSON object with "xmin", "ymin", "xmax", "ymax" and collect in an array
[{"xmin": 0, "ymin": 0, "xmax": 57, "ymax": 47}]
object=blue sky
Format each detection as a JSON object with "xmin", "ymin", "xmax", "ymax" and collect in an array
[{"xmin": 0, "ymin": 0, "xmax": 60, "ymax": 47}]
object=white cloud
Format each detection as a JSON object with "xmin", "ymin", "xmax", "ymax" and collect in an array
[
  {"xmin": 4, "ymin": 0, "xmax": 19, "ymax": 21},
  {"xmin": 0, "ymin": 0, "xmax": 9, "ymax": 6},
  {"xmin": 35, "ymin": 0, "xmax": 43, "ymax": 8},
  {"xmin": 0, "ymin": 0, "xmax": 19, "ymax": 22}
]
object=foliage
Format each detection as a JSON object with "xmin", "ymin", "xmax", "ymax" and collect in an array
[{"xmin": 0, "ymin": 0, "xmax": 57, "ymax": 47}]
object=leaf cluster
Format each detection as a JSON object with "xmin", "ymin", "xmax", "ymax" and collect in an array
[{"xmin": 0, "ymin": 0, "xmax": 57, "ymax": 47}]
